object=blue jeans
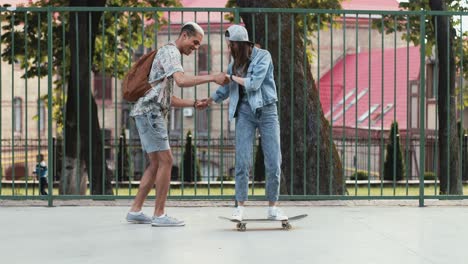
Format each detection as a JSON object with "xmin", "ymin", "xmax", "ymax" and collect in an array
[
  {"xmin": 134, "ymin": 107, "xmax": 170, "ymax": 153},
  {"xmin": 235, "ymin": 101, "xmax": 282, "ymax": 202}
]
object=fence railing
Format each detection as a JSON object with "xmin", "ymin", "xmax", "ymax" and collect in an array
[{"xmin": 1, "ymin": 6, "xmax": 468, "ymax": 206}]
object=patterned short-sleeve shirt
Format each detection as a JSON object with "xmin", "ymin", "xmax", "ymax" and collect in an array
[{"xmin": 129, "ymin": 42, "xmax": 184, "ymax": 117}]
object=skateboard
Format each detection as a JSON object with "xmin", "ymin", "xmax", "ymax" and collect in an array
[{"xmin": 219, "ymin": 214, "xmax": 308, "ymax": 231}]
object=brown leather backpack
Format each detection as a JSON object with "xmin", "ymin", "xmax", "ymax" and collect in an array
[{"xmin": 122, "ymin": 49, "xmax": 157, "ymax": 102}]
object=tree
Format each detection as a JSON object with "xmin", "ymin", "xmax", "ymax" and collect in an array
[
  {"xmin": 378, "ymin": 0, "xmax": 467, "ymax": 194},
  {"xmin": 383, "ymin": 122, "xmax": 405, "ymax": 181},
  {"xmin": 230, "ymin": 0, "xmax": 344, "ymax": 195},
  {"xmin": 182, "ymin": 131, "xmax": 201, "ymax": 182},
  {"xmin": 457, "ymin": 122, "xmax": 468, "ymax": 181},
  {"xmin": 1, "ymin": 0, "xmax": 180, "ymax": 194}
]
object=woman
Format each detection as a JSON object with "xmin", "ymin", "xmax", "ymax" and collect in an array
[{"xmin": 204, "ymin": 25, "xmax": 287, "ymax": 221}]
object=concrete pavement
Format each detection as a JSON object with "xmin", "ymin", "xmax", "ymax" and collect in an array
[{"xmin": 1, "ymin": 205, "xmax": 467, "ymax": 264}]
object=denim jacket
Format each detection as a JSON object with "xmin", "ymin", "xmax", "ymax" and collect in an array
[{"xmin": 211, "ymin": 47, "xmax": 277, "ymax": 121}]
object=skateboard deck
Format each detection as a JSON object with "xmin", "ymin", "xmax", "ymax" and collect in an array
[{"xmin": 219, "ymin": 214, "xmax": 307, "ymax": 231}]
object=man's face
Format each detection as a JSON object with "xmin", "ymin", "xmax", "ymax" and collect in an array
[{"xmin": 181, "ymin": 32, "xmax": 203, "ymax": 55}]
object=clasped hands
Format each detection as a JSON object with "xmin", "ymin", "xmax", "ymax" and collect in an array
[{"xmin": 194, "ymin": 72, "xmax": 231, "ymax": 110}]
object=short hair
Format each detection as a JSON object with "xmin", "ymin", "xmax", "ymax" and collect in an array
[{"xmin": 180, "ymin": 22, "xmax": 204, "ymax": 37}]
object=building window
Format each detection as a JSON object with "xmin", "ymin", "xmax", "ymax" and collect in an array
[
  {"xmin": 198, "ymin": 44, "xmax": 210, "ymax": 73},
  {"xmin": 170, "ymin": 108, "xmax": 183, "ymax": 134},
  {"xmin": 134, "ymin": 44, "xmax": 145, "ymax": 59},
  {"xmin": 410, "ymin": 83, "xmax": 419, "ymax": 129},
  {"xmin": 94, "ymin": 73, "xmax": 112, "ymax": 101},
  {"xmin": 101, "ymin": 128, "xmax": 113, "ymax": 160},
  {"xmin": 38, "ymin": 99, "xmax": 46, "ymax": 132},
  {"xmin": 196, "ymin": 108, "xmax": 209, "ymax": 136},
  {"xmin": 358, "ymin": 104, "xmax": 380, "ymax": 124},
  {"xmin": 13, "ymin": 97, "xmax": 22, "ymax": 133},
  {"xmin": 134, "ymin": 45, "xmax": 154, "ymax": 60}
]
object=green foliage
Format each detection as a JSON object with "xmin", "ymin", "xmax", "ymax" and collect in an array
[
  {"xmin": 424, "ymin": 171, "xmax": 436, "ymax": 181},
  {"xmin": 253, "ymin": 136, "xmax": 265, "ymax": 182},
  {"xmin": 0, "ymin": 0, "xmax": 180, "ymax": 132},
  {"xmin": 216, "ymin": 174, "xmax": 234, "ymax": 181},
  {"xmin": 225, "ymin": 0, "xmax": 343, "ymax": 61},
  {"xmin": 383, "ymin": 122, "xmax": 405, "ymax": 181},
  {"xmin": 181, "ymin": 131, "xmax": 201, "ymax": 182},
  {"xmin": 350, "ymin": 170, "xmax": 369, "ymax": 181}
]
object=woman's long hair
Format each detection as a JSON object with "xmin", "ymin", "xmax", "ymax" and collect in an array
[{"xmin": 225, "ymin": 31, "xmax": 252, "ymax": 76}]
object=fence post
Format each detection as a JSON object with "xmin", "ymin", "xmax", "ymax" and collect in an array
[
  {"xmin": 234, "ymin": 7, "xmax": 240, "ymax": 24},
  {"xmin": 418, "ymin": 11, "xmax": 427, "ymax": 207},
  {"xmin": 47, "ymin": 6, "xmax": 54, "ymax": 207}
]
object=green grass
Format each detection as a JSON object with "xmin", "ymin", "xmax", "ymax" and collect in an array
[
  {"xmin": 0, "ymin": 186, "xmax": 264, "ymax": 197},
  {"xmin": 2, "ymin": 184, "xmax": 468, "ymax": 198}
]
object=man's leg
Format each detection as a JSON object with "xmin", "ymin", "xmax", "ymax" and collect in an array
[
  {"xmin": 130, "ymin": 152, "xmax": 159, "ymax": 212},
  {"xmin": 153, "ymin": 150, "xmax": 173, "ymax": 217},
  {"xmin": 40, "ymin": 178, "xmax": 47, "ymax": 195}
]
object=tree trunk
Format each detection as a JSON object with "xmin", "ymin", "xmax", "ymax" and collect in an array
[
  {"xmin": 237, "ymin": 0, "xmax": 344, "ymax": 195},
  {"xmin": 61, "ymin": 0, "xmax": 113, "ymax": 195},
  {"xmin": 429, "ymin": 0, "xmax": 462, "ymax": 194}
]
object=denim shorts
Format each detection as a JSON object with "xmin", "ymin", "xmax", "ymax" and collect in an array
[{"xmin": 134, "ymin": 109, "xmax": 170, "ymax": 153}]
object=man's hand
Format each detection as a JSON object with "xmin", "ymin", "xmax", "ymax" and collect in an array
[
  {"xmin": 214, "ymin": 72, "xmax": 230, "ymax": 85},
  {"xmin": 195, "ymin": 98, "xmax": 213, "ymax": 109}
]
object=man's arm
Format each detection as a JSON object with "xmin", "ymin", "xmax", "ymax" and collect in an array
[
  {"xmin": 171, "ymin": 95, "xmax": 197, "ymax": 108},
  {"xmin": 173, "ymin": 72, "xmax": 228, "ymax": 88},
  {"xmin": 171, "ymin": 95, "xmax": 207, "ymax": 109}
]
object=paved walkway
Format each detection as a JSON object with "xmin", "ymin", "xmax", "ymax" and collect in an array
[{"xmin": 1, "ymin": 202, "xmax": 468, "ymax": 264}]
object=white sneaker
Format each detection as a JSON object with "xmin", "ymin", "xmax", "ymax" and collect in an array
[
  {"xmin": 231, "ymin": 206, "xmax": 244, "ymax": 221},
  {"xmin": 151, "ymin": 214, "xmax": 185, "ymax": 227},
  {"xmin": 267, "ymin": 207, "xmax": 288, "ymax": 220}
]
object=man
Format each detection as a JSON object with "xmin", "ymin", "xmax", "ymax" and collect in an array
[
  {"xmin": 126, "ymin": 22, "xmax": 228, "ymax": 227},
  {"xmin": 33, "ymin": 154, "xmax": 48, "ymax": 195}
]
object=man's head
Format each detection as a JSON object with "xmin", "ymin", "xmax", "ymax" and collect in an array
[
  {"xmin": 177, "ymin": 22, "xmax": 204, "ymax": 55},
  {"xmin": 36, "ymin": 154, "xmax": 44, "ymax": 162}
]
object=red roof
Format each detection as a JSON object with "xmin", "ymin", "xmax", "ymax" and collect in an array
[
  {"xmin": 341, "ymin": 0, "xmax": 401, "ymax": 11},
  {"xmin": 318, "ymin": 46, "xmax": 420, "ymax": 130},
  {"xmin": 0, "ymin": 0, "xmax": 27, "ymax": 4},
  {"xmin": 163, "ymin": 0, "xmax": 229, "ymax": 24},
  {"xmin": 179, "ymin": 0, "xmax": 226, "ymax": 8}
]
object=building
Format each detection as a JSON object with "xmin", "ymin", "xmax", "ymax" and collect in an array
[{"xmin": 1, "ymin": 0, "xmax": 436, "ymax": 182}]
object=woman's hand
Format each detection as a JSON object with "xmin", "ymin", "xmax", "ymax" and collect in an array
[{"xmin": 195, "ymin": 98, "xmax": 214, "ymax": 109}]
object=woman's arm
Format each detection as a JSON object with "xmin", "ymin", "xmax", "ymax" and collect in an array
[
  {"xmin": 230, "ymin": 51, "xmax": 271, "ymax": 92},
  {"xmin": 229, "ymin": 74, "xmax": 245, "ymax": 86}
]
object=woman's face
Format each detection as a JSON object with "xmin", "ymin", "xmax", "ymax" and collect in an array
[{"xmin": 226, "ymin": 40, "xmax": 237, "ymax": 56}]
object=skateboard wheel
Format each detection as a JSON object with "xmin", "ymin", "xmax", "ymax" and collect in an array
[
  {"xmin": 282, "ymin": 223, "xmax": 292, "ymax": 230},
  {"xmin": 238, "ymin": 223, "xmax": 246, "ymax": 232},
  {"xmin": 236, "ymin": 223, "xmax": 242, "ymax": 229}
]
